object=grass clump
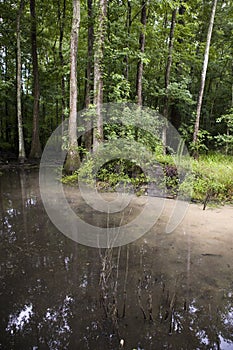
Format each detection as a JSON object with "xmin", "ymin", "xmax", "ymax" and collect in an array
[{"xmin": 180, "ymin": 153, "xmax": 233, "ymax": 204}]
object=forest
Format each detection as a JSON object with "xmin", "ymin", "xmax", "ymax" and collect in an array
[
  {"xmin": 1, "ymin": 2, "xmax": 233, "ymax": 348},
  {"xmin": 1, "ymin": 0, "xmax": 233, "ymax": 203}
]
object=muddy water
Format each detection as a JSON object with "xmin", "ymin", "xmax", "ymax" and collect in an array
[{"xmin": 0, "ymin": 169, "xmax": 233, "ymax": 350}]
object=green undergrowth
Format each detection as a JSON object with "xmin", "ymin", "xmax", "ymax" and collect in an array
[
  {"xmin": 61, "ymin": 153, "xmax": 233, "ymax": 205},
  {"xmin": 62, "ymin": 158, "xmax": 153, "ymax": 196},
  {"xmin": 181, "ymin": 153, "xmax": 233, "ymax": 204}
]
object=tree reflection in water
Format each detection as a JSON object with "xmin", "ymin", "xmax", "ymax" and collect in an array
[{"xmin": 0, "ymin": 169, "xmax": 232, "ymax": 349}]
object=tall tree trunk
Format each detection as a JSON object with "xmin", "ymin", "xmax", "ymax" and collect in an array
[
  {"xmin": 85, "ymin": 0, "xmax": 94, "ymax": 108},
  {"xmin": 227, "ymin": 62, "xmax": 233, "ymax": 155},
  {"xmin": 29, "ymin": 0, "xmax": 41, "ymax": 159},
  {"xmin": 124, "ymin": 0, "xmax": 132, "ymax": 80},
  {"xmin": 64, "ymin": 0, "xmax": 81, "ymax": 173},
  {"xmin": 193, "ymin": 0, "xmax": 218, "ymax": 156},
  {"xmin": 16, "ymin": 0, "xmax": 26, "ymax": 163},
  {"xmin": 4, "ymin": 47, "xmax": 10, "ymax": 143},
  {"xmin": 136, "ymin": 0, "xmax": 147, "ymax": 107},
  {"xmin": 93, "ymin": 0, "xmax": 107, "ymax": 151},
  {"xmin": 58, "ymin": 0, "xmax": 66, "ymax": 127},
  {"xmin": 84, "ymin": 0, "xmax": 94, "ymax": 151},
  {"xmin": 162, "ymin": 8, "xmax": 177, "ymax": 152}
]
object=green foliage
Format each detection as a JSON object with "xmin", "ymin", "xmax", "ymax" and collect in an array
[
  {"xmin": 215, "ymin": 108, "xmax": 233, "ymax": 154},
  {"xmin": 62, "ymin": 157, "xmax": 148, "ymax": 193},
  {"xmin": 167, "ymin": 79, "xmax": 195, "ymax": 106},
  {"xmin": 108, "ymin": 73, "xmax": 131, "ymax": 102},
  {"xmin": 179, "ymin": 121, "xmax": 212, "ymax": 154},
  {"xmin": 189, "ymin": 130, "xmax": 212, "ymax": 155},
  {"xmin": 62, "ymin": 149, "xmax": 233, "ymax": 204},
  {"xmin": 180, "ymin": 153, "xmax": 233, "ymax": 203},
  {"xmin": 1, "ymin": 0, "xmax": 233, "ymax": 165},
  {"xmin": 61, "ymin": 172, "xmax": 79, "ymax": 185},
  {"xmin": 97, "ymin": 159, "xmax": 149, "ymax": 192},
  {"xmin": 0, "ymin": 141, "xmax": 13, "ymax": 151}
]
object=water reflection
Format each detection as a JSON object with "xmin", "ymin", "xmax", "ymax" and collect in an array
[
  {"xmin": 0, "ymin": 169, "xmax": 232, "ymax": 349},
  {"xmin": 7, "ymin": 304, "xmax": 33, "ymax": 333}
]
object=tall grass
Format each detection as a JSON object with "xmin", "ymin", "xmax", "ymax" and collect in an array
[{"xmin": 180, "ymin": 153, "xmax": 233, "ymax": 203}]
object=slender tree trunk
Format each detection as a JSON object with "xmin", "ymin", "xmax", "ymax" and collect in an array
[
  {"xmin": 193, "ymin": 0, "xmax": 218, "ymax": 156},
  {"xmin": 29, "ymin": 0, "xmax": 41, "ymax": 159},
  {"xmin": 58, "ymin": 0, "xmax": 66, "ymax": 127},
  {"xmin": 16, "ymin": 0, "xmax": 26, "ymax": 163},
  {"xmin": 232, "ymin": 62, "xmax": 233, "ymax": 108},
  {"xmin": 93, "ymin": 0, "xmax": 107, "ymax": 151},
  {"xmin": 5, "ymin": 100, "xmax": 9, "ymax": 143},
  {"xmin": 227, "ymin": 64, "xmax": 233, "ymax": 155},
  {"xmin": 4, "ymin": 47, "xmax": 10, "ymax": 143},
  {"xmin": 84, "ymin": 0, "xmax": 94, "ymax": 151},
  {"xmin": 85, "ymin": 0, "xmax": 94, "ymax": 108},
  {"xmin": 124, "ymin": 0, "xmax": 132, "ymax": 80},
  {"xmin": 64, "ymin": 0, "xmax": 81, "ymax": 173},
  {"xmin": 136, "ymin": 0, "xmax": 147, "ymax": 107},
  {"xmin": 162, "ymin": 8, "xmax": 177, "ymax": 152}
]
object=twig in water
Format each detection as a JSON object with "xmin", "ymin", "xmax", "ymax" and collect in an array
[
  {"xmin": 147, "ymin": 292, "xmax": 154, "ymax": 321},
  {"xmin": 168, "ymin": 292, "xmax": 176, "ymax": 333},
  {"xmin": 122, "ymin": 245, "xmax": 129, "ymax": 318},
  {"xmin": 137, "ymin": 278, "xmax": 147, "ymax": 320}
]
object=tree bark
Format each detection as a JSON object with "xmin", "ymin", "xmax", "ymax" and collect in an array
[
  {"xmin": 162, "ymin": 8, "xmax": 177, "ymax": 152},
  {"xmin": 58, "ymin": 0, "xmax": 66, "ymax": 127},
  {"xmin": 124, "ymin": 0, "xmax": 132, "ymax": 80},
  {"xmin": 29, "ymin": 0, "xmax": 42, "ymax": 159},
  {"xmin": 5, "ymin": 48, "xmax": 10, "ymax": 143},
  {"xmin": 16, "ymin": 0, "xmax": 26, "ymax": 163},
  {"xmin": 193, "ymin": 0, "xmax": 218, "ymax": 155},
  {"xmin": 84, "ymin": 0, "xmax": 94, "ymax": 151},
  {"xmin": 85, "ymin": 0, "xmax": 94, "ymax": 108},
  {"xmin": 64, "ymin": 0, "xmax": 81, "ymax": 173},
  {"xmin": 136, "ymin": 0, "xmax": 147, "ymax": 107},
  {"xmin": 93, "ymin": 0, "xmax": 107, "ymax": 151}
]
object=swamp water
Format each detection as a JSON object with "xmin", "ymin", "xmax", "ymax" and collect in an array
[{"xmin": 0, "ymin": 169, "xmax": 233, "ymax": 349}]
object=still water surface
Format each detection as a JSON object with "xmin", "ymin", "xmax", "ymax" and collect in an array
[{"xmin": 0, "ymin": 169, "xmax": 233, "ymax": 349}]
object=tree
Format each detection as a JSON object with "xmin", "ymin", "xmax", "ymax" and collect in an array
[
  {"xmin": 29, "ymin": 0, "xmax": 42, "ymax": 159},
  {"xmin": 64, "ymin": 0, "xmax": 81, "ymax": 173},
  {"xmin": 58, "ymin": 0, "xmax": 67, "ymax": 127},
  {"xmin": 193, "ymin": 0, "xmax": 218, "ymax": 156},
  {"xmin": 16, "ymin": 0, "xmax": 26, "ymax": 163},
  {"xmin": 162, "ymin": 8, "xmax": 177, "ymax": 151},
  {"xmin": 124, "ymin": 0, "xmax": 132, "ymax": 81},
  {"xmin": 136, "ymin": 0, "xmax": 147, "ymax": 106},
  {"xmin": 93, "ymin": 0, "xmax": 107, "ymax": 151},
  {"xmin": 85, "ymin": 0, "xmax": 94, "ymax": 109},
  {"xmin": 216, "ymin": 108, "xmax": 233, "ymax": 155},
  {"xmin": 0, "ymin": 0, "xmax": 232, "ymax": 159},
  {"xmin": 84, "ymin": 0, "xmax": 94, "ymax": 151}
]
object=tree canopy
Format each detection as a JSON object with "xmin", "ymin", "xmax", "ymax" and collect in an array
[{"xmin": 0, "ymin": 0, "xmax": 233, "ymax": 158}]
